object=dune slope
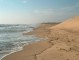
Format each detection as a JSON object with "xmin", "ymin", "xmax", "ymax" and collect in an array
[{"xmin": 50, "ymin": 16, "xmax": 79, "ymax": 34}]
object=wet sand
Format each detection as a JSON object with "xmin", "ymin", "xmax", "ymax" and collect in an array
[{"xmin": 2, "ymin": 16, "xmax": 79, "ymax": 60}]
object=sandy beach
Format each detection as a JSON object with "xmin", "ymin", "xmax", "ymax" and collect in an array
[{"xmin": 2, "ymin": 16, "xmax": 79, "ymax": 60}]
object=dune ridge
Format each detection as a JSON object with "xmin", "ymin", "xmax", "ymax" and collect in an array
[{"xmin": 50, "ymin": 16, "xmax": 79, "ymax": 34}]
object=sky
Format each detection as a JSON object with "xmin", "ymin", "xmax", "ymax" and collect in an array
[{"xmin": 0, "ymin": 0, "xmax": 79, "ymax": 24}]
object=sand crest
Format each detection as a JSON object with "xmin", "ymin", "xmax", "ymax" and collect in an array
[{"xmin": 50, "ymin": 16, "xmax": 79, "ymax": 34}]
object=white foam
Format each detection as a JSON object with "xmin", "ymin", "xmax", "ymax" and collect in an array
[{"xmin": 1, "ymin": 46, "xmax": 23, "ymax": 60}]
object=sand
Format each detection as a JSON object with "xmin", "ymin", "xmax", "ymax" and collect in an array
[
  {"xmin": 50, "ymin": 16, "xmax": 79, "ymax": 34},
  {"xmin": 2, "ymin": 41, "xmax": 52, "ymax": 60},
  {"xmin": 2, "ymin": 16, "xmax": 79, "ymax": 60}
]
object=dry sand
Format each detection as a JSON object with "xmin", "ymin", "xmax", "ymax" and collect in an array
[
  {"xmin": 2, "ymin": 16, "xmax": 79, "ymax": 60},
  {"xmin": 50, "ymin": 16, "xmax": 79, "ymax": 34}
]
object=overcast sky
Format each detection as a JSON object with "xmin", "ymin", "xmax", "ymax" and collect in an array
[{"xmin": 0, "ymin": 0, "xmax": 79, "ymax": 24}]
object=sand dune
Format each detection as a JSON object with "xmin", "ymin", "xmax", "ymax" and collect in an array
[
  {"xmin": 50, "ymin": 16, "xmax": 79, "ymax": 34},
  {"xmin": 2, "ymin": 16, "xmax": 79, "ymax": 60},
  {"xmin": 37, "ymin": 29, "xmax": 79, "ymax": 60}
]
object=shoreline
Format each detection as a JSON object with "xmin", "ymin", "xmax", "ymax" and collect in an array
[
  {"xmin": 2, "ymin": 23, "xmax": 58, "ymax": 60},
  {"xmin": 2, "ymin": 41, "xmax": 52, "ymax": 60},
  {"xmin": 3, "ymin": 22, "xmax": 79, "ymax": 60},
  {"xmin": 0, "ymin": 24, "xmax": 42, "ymax": 60},
  {"xmin": 1, "ymin": 41, "xmax": 26, "ymax": 60},
  {"xmin": 1, "ymin": 37, "xmax": 42, "ymax": 60}
]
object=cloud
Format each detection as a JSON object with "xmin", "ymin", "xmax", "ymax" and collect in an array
[{"xmin": 22, "ymin": 0, "xmax": 27, "ymax": 4}]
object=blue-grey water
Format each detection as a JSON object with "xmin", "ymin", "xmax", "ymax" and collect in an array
[{"xmin": 0, "ymin": 24, "xmax": 40, "ymax": 60}]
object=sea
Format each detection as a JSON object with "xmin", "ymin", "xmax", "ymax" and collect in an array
[{"xmin": 0, "ymin": 24, "xmax": 40, "ymax": 60}]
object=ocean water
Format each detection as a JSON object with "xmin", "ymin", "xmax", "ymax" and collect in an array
[{"xmin": 0, "ymin": 24, "xmax": 40, "ymax": 60}]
